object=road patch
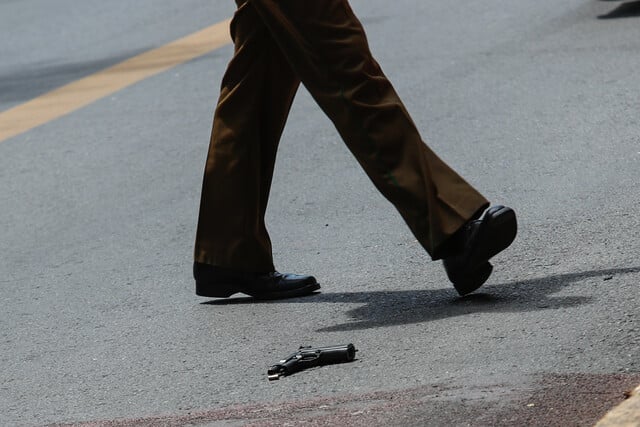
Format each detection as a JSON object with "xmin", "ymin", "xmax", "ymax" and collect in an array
[{"xmin": 0, "ymin": 19, "xmax": 231, "ymax": 144}]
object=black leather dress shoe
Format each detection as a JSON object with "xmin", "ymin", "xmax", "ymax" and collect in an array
[
  {"xmin": 443, "ymin": 205, "xmax": 517, "ymax": 296},
  {"xmin": 194, "ymin": 262, "xmax": 320, "ymax": 300}
]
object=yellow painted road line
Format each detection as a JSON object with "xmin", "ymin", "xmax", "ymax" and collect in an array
[{"xmin": 0, "ymin": 18, "xmax": 232, "ymax": 144}]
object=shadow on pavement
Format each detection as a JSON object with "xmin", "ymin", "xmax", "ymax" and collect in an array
[
  {"xmin": 315, "ymin": 266, "xmax": 638, "ymax": 332},
  {"xmin": 203, "ymin": 266, "xmax": 640, "ymax": 332},
  {"xmin": 598, "ymin": 0, "xmax": 640, "ymax": 19},
  {"xmin": 0, "ymin": 48, "xmax": 218, "ymax": 105},
  {"xmin": 0, "ymin": 50, "xmax": 140, "ymax": 105}
]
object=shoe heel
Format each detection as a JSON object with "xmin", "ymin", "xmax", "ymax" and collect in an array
[
  {"xmin": 453, "ymin": 262, "xmax": 493, "ymax": 296},
  {"xmin": 195, "ymin": 281, "xmax": 237, "ymax": 298}
]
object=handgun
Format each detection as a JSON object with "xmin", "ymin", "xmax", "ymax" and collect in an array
[{"xmin": 268, "ymin": 343, "xmax": 357, "ymax": 380}]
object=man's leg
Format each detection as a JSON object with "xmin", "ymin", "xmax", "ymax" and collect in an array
[
  {"xmin": 195, "ymin": 1, "xmax": 300, "ymax": 273},
  {"xmin": 247, "ymin": 0, "xmax": 516, "ymax": 293},
  {"xmin": 194, "ymin": 1, "xmax": 319, "ymax": 299},
  {"xmin": 247, "ymin": 0, "xmax": 488, "ymax": 257}
]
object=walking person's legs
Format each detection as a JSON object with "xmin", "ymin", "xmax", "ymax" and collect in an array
[
  {"xmin": 194, "ymin": 0, "xmax": 517, "ymax": 299},
  {"xmin": 247, "ymin": 0, "xmax": 516, "ymax": 294}
]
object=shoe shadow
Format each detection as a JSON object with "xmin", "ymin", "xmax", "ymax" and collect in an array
[
  {"xmin": 598, "ymin": 0, "xmax": 640, "ymax": 19},
  {"xmin": 309, "ymin": 266, "xmax": 639, "ymax": 332},
  {"xmin": 202, "ymin": 267, "xmax": 639, "ymax": 332}
]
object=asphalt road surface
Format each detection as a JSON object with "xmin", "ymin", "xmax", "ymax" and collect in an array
[{"xmin": 1, "ymin": 0, "xmax": 640, "ymax": 425}]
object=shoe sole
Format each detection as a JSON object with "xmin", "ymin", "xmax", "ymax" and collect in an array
[
  {"xmin": 452, "ymin": 262, "xmax": 494, "ymax": 296},
  {"xmin": 195, "ymin": 282, "xmax": 238, "ymax": 298},
  {"xmin": 452, "ymin": 205, "xmax": 517, "ymax": 296},
  {"xmin": 249, "ymin": 282, "xmax": 321, "ymax": 300},
  {"xmin": 196, "ymin": 281, "xmax": 321, "ymax": 300}
]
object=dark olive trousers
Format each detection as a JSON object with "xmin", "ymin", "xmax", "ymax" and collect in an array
[{"xmin": 194, "ymin": 0, "xmax": 489, "ymax": 273}]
